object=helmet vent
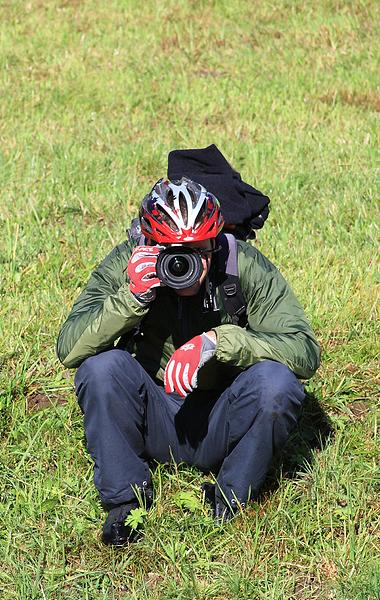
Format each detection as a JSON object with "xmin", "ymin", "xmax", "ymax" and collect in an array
[
  {"xmin": 166, "ymin": 189, "xmax": 175, "ymax": 210},
  {"xmin": 194, "ymin": 200, "xmax": 207, "ymax": 230},
  {"xmin": 178, "ymin": 192, "xmax": 189, "ymax": 227},
  {"xmin": 156, "ymin": 204, "xmax": 179, "ymax": 232}
]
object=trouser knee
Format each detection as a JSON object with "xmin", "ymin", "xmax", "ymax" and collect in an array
[
  {"xmin": 229, "ymin": 360, "xmax": 305, "ymax": 423},
  {"xmin": 74, "ymin": 350, "xmax": 141, "ymax": 411},
  {"xmin": 255, "ymin": 361, "xmax": 304, "ymax": 415},
  {"xmin": 76, "ymin": 348, "xmax": 134, "ymax": 381},
  {"xmin": 252, "ymin": 362, "xmax": 305, "ymax": 438}
]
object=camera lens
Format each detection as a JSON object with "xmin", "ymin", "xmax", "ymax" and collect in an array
[
  {"xmin": 156, "ymin": 247, "xmax": 203, "ymax": 289},
  {"xmin": 168, "ymin": 256, "xmax": 188, "ymax": 277}
]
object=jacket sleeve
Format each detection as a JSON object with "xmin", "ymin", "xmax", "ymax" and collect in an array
[
  {"xmin": 213, "ymin": 243, "xmax": 321, "ymax": 379},
  {"xmin": 56, "ymin": 241, "xmax": 149, "ymax": 368}
]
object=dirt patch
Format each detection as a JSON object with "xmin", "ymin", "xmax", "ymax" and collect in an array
[
  {"xmin": 318, "ymin": 90, "xmax": 380, "ymax": 112},
  {"xmin": 59, "ymin": 0, "xmax": 85, "ymax": 7},
  {"xmin": 197, "ymin": 68, "xmax": 226, "ymax": 78},
  {"xmin": 320, "ymin": 558, "xmax": 338, "ymax": 579},
  {"xmin": 27, "ymin": 392, "xmax": 67, "ymax": 411},
  {"xmin": 347, "ymin": 400, "xmax": 370, "ymax": 420},
  {"xmin": 324, "ymin": 336, "xmax": 347, "ymax": 349},
  {"xmin": 145, "ymin": 571, "xmax": 164, "ymax": 591},
  {"xmin": 293, "ymin": 574, "xmax": 326, "ymax": 599}
]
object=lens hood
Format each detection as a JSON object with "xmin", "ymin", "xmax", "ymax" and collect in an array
[{"xmin": 156, "ymin": 247, "xmax": 203, "ymax": 289}]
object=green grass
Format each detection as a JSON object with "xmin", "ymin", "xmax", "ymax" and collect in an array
[{"xmin": 0, "ymin": 0, "xmax": 379, "ymax": 598}]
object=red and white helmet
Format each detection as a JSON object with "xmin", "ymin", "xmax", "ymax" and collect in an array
[{"xmin": 139, "ymin": 177, "xmax": 224, "ymax": 243}]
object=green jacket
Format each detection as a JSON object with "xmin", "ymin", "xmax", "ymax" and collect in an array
[{"xmin": 57, "ymin": 237, "xmax": 320, "ymax": 388}]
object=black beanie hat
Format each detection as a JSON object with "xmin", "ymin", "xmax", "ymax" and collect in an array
[{"xmin": 167, "ymin": 144, "xmax": 270, "ymax": 236}]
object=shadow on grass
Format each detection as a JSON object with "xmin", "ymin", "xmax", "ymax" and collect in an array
[{"xmin": 262, "ymin": 391, "xmax": 334, "ymax": 495}]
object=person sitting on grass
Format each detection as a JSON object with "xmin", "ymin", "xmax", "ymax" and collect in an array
[{"xmin": 56, "ymin": 176, "xmax": 320, "ymax": 546}]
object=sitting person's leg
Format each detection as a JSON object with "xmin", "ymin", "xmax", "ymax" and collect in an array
[
  {"xmin": 75, "ymin": 349, "xmax": 183, "ymax": 509},
  {"xmin": 193, "ymin": 360, "xmax": 305, "ymax": 517},
  {"xmin": 75, "ymin": 348, "xmax": 190, "ymax": 544}
]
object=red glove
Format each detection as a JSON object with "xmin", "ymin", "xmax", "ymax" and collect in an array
[
  {"xmin": 127, "ymin": 245, "xmax": 161, "ymax": 303},
  {"xmin": 164, "ymin": 333, "xmax": 216, "ymax": 397}
]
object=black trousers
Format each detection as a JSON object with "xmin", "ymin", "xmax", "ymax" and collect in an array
[{"xmin": 75, "ymin": 350, "xmax": 305, "ymax": 508}]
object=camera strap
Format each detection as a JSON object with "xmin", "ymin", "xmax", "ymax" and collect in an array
[{"xmin": 217, "ymin": 233, "xmax": 247, "ymax": 327}]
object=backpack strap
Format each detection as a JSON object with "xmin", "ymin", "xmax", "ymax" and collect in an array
[{"xmin": 217, "ymin": 233, "xmax": 247, "ymax": 327}]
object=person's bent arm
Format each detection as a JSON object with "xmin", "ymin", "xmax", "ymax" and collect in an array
[
  {"xmin": 214, "ymin": 326, "xmax": 320, "ymax": 379},
  {"xmin": 213, "ymin": 243, "xmax": 321, "ymax": 379},
  {"xmin": 56, "ymin": 242, "xmax": 150, "ymax": 368}
]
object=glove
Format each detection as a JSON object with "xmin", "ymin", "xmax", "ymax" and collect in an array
[
  {"xmin": 164, "ymin": 332, "xmax": 216, "ymax": 397},
  {"xmin": 127, "ymin": 245, "xmax": 161, "ymax": 303}
]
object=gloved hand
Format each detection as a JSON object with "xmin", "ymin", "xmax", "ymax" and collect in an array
[
  {"xmin": 164, "ymin": 332, "xmax": 216, "ymax": 397},
  {"xmin": 127, "ymin": 245, "xmax": 161, "ymax": 303}
]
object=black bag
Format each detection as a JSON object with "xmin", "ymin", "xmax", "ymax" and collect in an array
[{"xmin": 167, "ymin": 144, "xmax": 270, "ymax": 240}]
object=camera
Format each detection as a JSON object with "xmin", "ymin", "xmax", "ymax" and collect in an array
[{"xmin": 156, "ymin": 246, "xmax": 203, "ymax": 290}]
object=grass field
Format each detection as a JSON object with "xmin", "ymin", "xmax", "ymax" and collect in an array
[{"xmin": 0, "ymin": 0, "xmax": 379, "ymax": 598}]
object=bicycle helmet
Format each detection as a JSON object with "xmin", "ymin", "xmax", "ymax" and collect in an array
[{"xmin": 139, "ymin": 177, "xmax": 224, "ymax": 243}]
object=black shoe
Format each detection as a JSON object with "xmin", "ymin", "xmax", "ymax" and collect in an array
[
  {"xmin": 101, "ymin": 484, "xmax": 154, "ymax": 546},
  {"xmin": 201, "ymin": 482, "xmax": 239, "ymax": 524},
  {"xmin": 102, "ymin": 502, "xmax": 142, "ymax": 546},
  {"xmin": 135, "ymin": 483, "xmax": 154, "ymax": 511}
]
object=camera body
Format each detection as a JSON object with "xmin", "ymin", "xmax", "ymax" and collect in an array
[{"xmin": 156, "ymin": 246, "xmax": 203, "ymax": 290}]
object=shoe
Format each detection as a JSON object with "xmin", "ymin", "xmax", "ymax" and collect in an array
[
  {"xmin": 201, "ymin": 482, "xmax": 235, "ymax": 523},
  {"xmin": 101, "ymin": 484, "xmax": 154, "ymax": 546},
  {"xmin": 102, "ymin": 502, "xmax": 141, "ymax": 546},
  {"xmin": 201, "ymin": 482, "xmax": 242, "ymax": 524}
]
